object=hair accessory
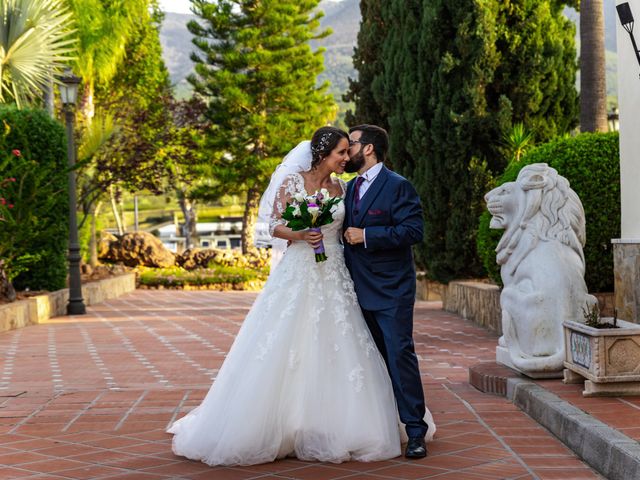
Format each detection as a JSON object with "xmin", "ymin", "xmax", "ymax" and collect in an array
[{"xmin": 311, "ymin": 132, "xmax": 333, "ymax": 155}]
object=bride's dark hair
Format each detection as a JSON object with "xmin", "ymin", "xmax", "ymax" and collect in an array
[{"xmin": 310, "ymin": 126, "xmax": 348, "ymax": 169}]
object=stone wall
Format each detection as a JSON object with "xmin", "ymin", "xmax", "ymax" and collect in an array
[
  {"xmin": 443, "ymin": 281, "xmax": 502, "ymax": 334},
  {"xmin": 416, "ymin": 275, "xmax": 446, "ymax": 301},
  {"xmin": 443, "ymin": 280, "xmax": 616, "ymax": 335},
  {"xmin": 0, "ymin": 273, "xmax": 136, "ymax": 334}
]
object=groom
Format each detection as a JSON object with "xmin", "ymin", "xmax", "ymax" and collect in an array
[{"xmin": 343, "ymin": 124, "xmax": 428, "ymax": 459}]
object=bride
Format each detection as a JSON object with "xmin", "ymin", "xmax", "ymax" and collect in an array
[{"xmin": 167, "ymin": 126, "xmax": 435, "ymax": 466}]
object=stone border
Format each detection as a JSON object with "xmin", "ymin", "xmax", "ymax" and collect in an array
[
  {"xmin": 443, "ymin": 280, "xmax": 616, "ymax": 336},
  {"xmin": 508, "ymin": 378, "xmax": 640, "ymax": 480},
  {"xmin": 0, "ymin": 273, "xmax": 136, "ymax": 333}
]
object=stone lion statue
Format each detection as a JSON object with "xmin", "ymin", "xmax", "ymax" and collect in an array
[{"xmin": 485, "ymin": 163, "xmax": 597, "ymax": 376}]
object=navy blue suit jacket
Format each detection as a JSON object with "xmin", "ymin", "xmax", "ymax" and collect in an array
[{"xmin": 343, "ymin": 165, "xmax": 424, "ymax": 310}]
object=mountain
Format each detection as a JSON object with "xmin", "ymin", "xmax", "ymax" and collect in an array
[
  {"xmin": 159, "ymin": 11, "xmax": 197, "ymax": 97},
  {"xmin": 159, "ymin": 0, "xmax": 360, "ymax": 100},
  {"xmin": 159, "ymin": 1, "xmax": 620, "ymax": 106}
]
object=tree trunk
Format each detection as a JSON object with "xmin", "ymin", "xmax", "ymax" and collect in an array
[
  {"xmin": 109, "ymin": 185, "xmax": 124, "ymax": 235},
  {"xmin": 0, "ymin": 260, "xmax": 16, "ymax": 302},
  {"xmin": 580, "ymin": 0, "xmax": 608, "ymax": 132},
  {"xmin": 89, "ymin": 201, "xmax": 103, "ymax": 268},
  {"xmin": 242, "ymin": 187, "xmax": 261, "ymax": 255},
  {"xmin": 178, "ymin": 191, "xmax": 198, "ymax": 250},
  {"xmin": 84, "ymin": 82, "xmax": 95, "ymax": 125}
]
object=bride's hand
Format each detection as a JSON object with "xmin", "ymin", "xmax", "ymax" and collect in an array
[{"xmin": 298, "ymin": 230, "xmax": 323, "ymax": 248}]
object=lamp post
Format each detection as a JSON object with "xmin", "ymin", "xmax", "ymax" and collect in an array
[
  {"xmin": 59, "ymin": 70, "xmax": 86, "ymax": 315},
  {"xmin": 608, "ymin": 106, "xmax": 620, "ymax": 132},
  {"xmin": 617, "ymin": 2, "xmax": 640, "ymax": 72}
]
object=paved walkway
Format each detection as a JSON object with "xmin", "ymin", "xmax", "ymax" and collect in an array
[{"xmin": 0, "ymin": 291, "xmax": 604, "ymax": 479}]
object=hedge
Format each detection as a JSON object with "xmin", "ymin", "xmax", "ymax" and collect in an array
[
  {"xmin": 476, "ymin": 132, "xmax": 620, "ymax": 293},
  {"xmin": 0, "ymin": 106, "xmax": 68, "ymax": 291}
]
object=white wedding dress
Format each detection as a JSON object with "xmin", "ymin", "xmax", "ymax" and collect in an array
[{"xmin": 167, "ymin": 174, "xmax": 435, "ymax": 466}]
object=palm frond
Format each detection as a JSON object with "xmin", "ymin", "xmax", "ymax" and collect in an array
[{"xmin": 0, "ymin": 0, "xmax": 77, "ymax": 107}]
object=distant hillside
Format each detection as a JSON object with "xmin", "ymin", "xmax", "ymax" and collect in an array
[
  {"xmin": 159, "ymin": 0, "xmax": 359, "ymax": 100},
  {"xmin": 159, "ymin": 11, "xmax": 197, "ymax": 98},
  {"xmin": 160, "ymin": 0, "xmax": 619, "ymax": 106},
  {"xmin": 313, "ymin": 0, "xmax": 359, "ymax": 100}
]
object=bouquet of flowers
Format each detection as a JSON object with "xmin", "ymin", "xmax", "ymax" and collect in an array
[{"xmin": 281, "ymin": 188, "xmax": 342, "ymax": 262}]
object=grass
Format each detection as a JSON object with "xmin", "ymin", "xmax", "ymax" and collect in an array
[{"xmin": 137, "ymin": 265, "xmax": 269, "ymax": 290}]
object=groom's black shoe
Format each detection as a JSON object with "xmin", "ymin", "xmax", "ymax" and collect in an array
[{"xmin": 405, "ymin": 437, "xmax": 427, "ymax": 459}]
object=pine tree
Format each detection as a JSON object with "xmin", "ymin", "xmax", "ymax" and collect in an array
[
  {"xmin": 189, "ymin": 0, "xmax": 336, "ymax": 253},
  {"xmin": 343, "ymin": 0, "xmax": 388, "ymax": 130}
]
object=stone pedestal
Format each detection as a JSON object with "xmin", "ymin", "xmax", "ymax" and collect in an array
[
  {"xmin": 496, "ymin": 346, "xmax": 564, "ymax": 379},
  {"xmin": 612, "ymin": 239, "xmax": 640, "ymax": 324},
  {"xmin": 469, "ymin": 362, "xmax": 523, "ymax": 396}
]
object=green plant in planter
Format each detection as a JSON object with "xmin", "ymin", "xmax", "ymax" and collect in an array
[{"xmin": 581, "ymin": 302, "xmax": 618, "ymax": 329}]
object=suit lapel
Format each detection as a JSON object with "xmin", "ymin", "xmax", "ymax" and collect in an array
[
  {"xmin": 354, "ymin": 165, "xmax": 389, "ymax": 226},
  {"xmin": 344, "ymin": 178, "xmax": 355, "ymax": 227}
]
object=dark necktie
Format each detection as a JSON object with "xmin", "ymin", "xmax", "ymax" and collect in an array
[{"xmin": 353, "ymin": 176, "xmax": 365, "ymax": 215}]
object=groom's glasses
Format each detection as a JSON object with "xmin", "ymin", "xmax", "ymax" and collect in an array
[{"xmin": 349, "ymin": 140, "xmax": 366, "ymax": 147}]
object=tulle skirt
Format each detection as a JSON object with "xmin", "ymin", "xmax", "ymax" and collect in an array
[{"xmin": 167, "ymin": 241, "xmax": 434, "ymax": 466}]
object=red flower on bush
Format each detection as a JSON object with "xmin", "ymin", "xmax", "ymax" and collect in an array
[
  {"xmin": 1, "ymin": 177, "xmax": 16, "ymax": 217},
  {"xmin": 11, "ymin": 149, "xmax": 21, "ymax": 157}
]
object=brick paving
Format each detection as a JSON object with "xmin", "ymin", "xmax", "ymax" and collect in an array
[
  {"xmin": 535, "ymin": 380, "xmax": 640, "ymax": 442},
  {"xmin": 0, "ymin": 290, "xmax": 605, "ymax": 479}
]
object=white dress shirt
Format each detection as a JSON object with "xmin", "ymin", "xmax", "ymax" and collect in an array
[
  {"xmin": 357, "ymin": 162, "xmax": 384, "ymax": 200},
  {"xmin": 356, "ymin": 162, "xmax": 384, "ymax": 248}
]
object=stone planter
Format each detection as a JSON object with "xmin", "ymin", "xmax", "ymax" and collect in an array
[{"xmin": 563, "ymin": 318, "xmax": 640, "ymax": 396}]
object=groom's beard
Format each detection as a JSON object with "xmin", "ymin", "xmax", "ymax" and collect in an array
[{"xmin": 345, "ymin": 150, "xmax": 365, "ymax": 173}]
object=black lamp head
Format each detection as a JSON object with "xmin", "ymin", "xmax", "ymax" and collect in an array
[{"xmin": 618, "ymin": 2, "xmax": 634, "ymax": 27}]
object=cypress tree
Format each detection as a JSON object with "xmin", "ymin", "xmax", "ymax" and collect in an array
[
  {"xmin": 411, "ymin": 0, "xmax": 501, "ymax": 281},
  {"xmin": 343, "ymin": 0, "xmax": 388, "ymax": 130},
  {"xmin": 369, "ymin": 0, "xmax": 578, "ymax": 281},
  {"xmin": 188, "ymin": 0, "xmax": 336, "ymax": 253}
]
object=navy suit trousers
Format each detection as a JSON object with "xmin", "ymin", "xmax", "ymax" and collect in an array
[{"xmin": 361, "ymin": 303, "xmax": 428, "ymax": 438}]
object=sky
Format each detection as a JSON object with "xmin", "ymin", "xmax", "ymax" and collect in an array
[
  {"xmin": 158, "ymin": 0, "xmax": 343, "ymax": 15},
  {"xmin": 158, "ymin": 0, "xmax": 192, "ymax": 14}
]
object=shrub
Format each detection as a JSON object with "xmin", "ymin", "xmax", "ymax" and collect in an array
[
  {"xmin": 0, "ymin": 106, "xmax": 68, "ymax": 291},
  {"xmin": 138, "ymin": 265, "xmax": 268, "ymax": 289},
  {"xmin": 477, "ymin": 132, "xmax": 620, "ymax": 293}
]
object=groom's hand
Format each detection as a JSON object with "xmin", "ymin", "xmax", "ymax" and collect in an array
[{"xmin": 344, "ymin": 227, "xmax": 364, "ymax": 245}]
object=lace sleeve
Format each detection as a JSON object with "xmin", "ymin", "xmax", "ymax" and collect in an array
[{"xmin": 268, "ymin": 174, "xmax": 302, "ymax": 236}]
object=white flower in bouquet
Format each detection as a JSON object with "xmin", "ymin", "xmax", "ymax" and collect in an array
[
  {"xmin": 318, "ymin": 188, "xmax": 330, "ymax": 202},
  {"xmin": 307, "ymin": 204, "xmax": 320, "ymax": 222},
  {"xmin": 294, "ymin": 192, "xmax": 305, "ymax": 203}
]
